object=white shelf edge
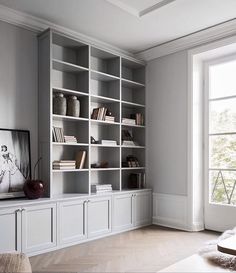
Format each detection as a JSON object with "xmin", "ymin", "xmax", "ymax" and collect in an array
[
  {"xmin": 52, "ymin": 58, "xmax": 89, "ymax": 72},
  {"xmin": 122, "ymin": 167, "xmax": 146, "ymax": 170},
  {"xmin": 91, "ymin": 144, "xmax": 120, "ymax": 148},
  {"xmin": 90, "ymin": 119, "xmax": 120, "ymax": 125},
  {"xmin": 121, "ymin": 100, "xmax": 145, "ymax": 108},
  {"xmin": 121, "ymin": 145, "xmax": 145, "ymax": 149},
  {"xmin": 91, "ymin": 69, "xmax": 120, "ymax": 81},
  {"xmin": 52, "ymin": 142, "xmax": 89, "ymax": 146},
  {"xmin": 90, "ymin": 94, "xmax": 120, "ymax": 103},
  {"xmin": 122, "ymin": 78, "xmax": 145, "ymax": 88},
  {"xmin": 90, "ymin": 168, "xmax": 120, "ymax": 171},
  {"xmin": 53, "ymin": 114, "xmax": 89, "ymax": 122},
  {"xmin": 52, "ymin": 169, "xmax": 89, "ymax": 173},
  {"xmin": 121, "ymin": 123, "xmax": 145, "ymax": 128},
  {"xmin": 52, "ymin": 87, "xmax": 89, "ymax": 97}
]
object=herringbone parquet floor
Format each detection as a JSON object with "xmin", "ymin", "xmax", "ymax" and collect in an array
[{"xmin": 30, "ymin": 225, "xmax": 218, "ymax": 273}]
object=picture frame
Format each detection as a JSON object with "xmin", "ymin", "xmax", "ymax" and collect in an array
[{"xmin": 0, "ymin": 129, "xmax": 31, "ymax": 199}]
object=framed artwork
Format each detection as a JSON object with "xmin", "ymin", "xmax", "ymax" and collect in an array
[{"xmin": 0, "ymin": 129, "xmax": 31, "ymax": 199}]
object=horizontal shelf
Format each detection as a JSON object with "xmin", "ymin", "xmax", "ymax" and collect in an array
[
  {"xmin": 122, "ymin": 167, "xmax": 145, "ymax": 170},
  {"xmin": 90, "ymin": 119, "xmax": 120, "ymax": 126},
  {"xmin": 122, "ymin": 101, "xmax": 145, "ymax": 108},
  {"xmin": 121, "ymin": 145, "xmax": 145, "ymax": 149},
  {"xmin": 90, "ymin": 168, "xmax": 120, "ymax": 171},
  {"xmin": 90, "ymin": 94, "xmax": 120, "ymax": 104},
  {"xmin": 52, "ymin": 169, "xmax": 89, "ymax": 173},
  {"xmin": 91, "ymin": 144, "xmax": 120, "ymax": 148},
  {"xmin": 53, "ymin": 142, "xmax": 88, "ymax": 146},
  {"xmin": 91, "ymin": 70, "xmax": 119, "ymax": 82},
  {"xmin": 122, "ymin": 123, "xmax": 145, "ymax": 128},
  {"xmin": 52, "ymin": 87, "xmax": 89, "ymax": 97},
  {"xmin": 122, "ymin": 78, "xmax": 145, "ymax": 89},
  {"xmin": 53, "ymin": 59, "xmax": 89, "ymax": 73},
  {"xmin": 53, "ymin": 114, "xmax": 89, "ymax": 122}
]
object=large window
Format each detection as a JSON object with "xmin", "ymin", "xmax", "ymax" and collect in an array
[{"xmin": 207, "ymin": 58, "xmax": 236, "ymax": 205}]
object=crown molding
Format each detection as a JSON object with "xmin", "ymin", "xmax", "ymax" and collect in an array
[
  {"xmin": 0, "ymin": 4, "xmax": 136, "ymax": 60},
  {"xmin": 136, "ymin": 18, "xmax": 236, "ymax": 61}
]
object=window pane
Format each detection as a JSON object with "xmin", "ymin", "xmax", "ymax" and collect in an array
[
  {"xmin": 209, "ymin": 135, "xmax": 236, "ymax": 169},
  {"xmin": 209, "ymin": 60, "xmax": 236, "ymax": 99},
  {"xmin": 210, "ymin": 170, "xmax": 236, "ymax": 205},
  {"xmin": 209, "ymin": 98, "xmax": 236, "ymax": 134}
]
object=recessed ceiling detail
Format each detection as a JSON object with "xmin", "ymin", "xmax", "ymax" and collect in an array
[{"xmin": 106, "ymin": 0, "xmax": 176, "ymax": 17}]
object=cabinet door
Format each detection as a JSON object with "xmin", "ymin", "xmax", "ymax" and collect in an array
[
  {"xmin": 0, "ymin": 208, "xmax": 21, "ymax": 252},
  {"xmin": 87, "ymin": 196, "xmax": 111, "ymax": 238},
  {"xmin": 112, "ymin": 193, "xmax": 134, "ymax": 232},
  {"xmin": 59, "ymin": 199, "xmax": 87, "ymax": 245},
  {"xmin": 134, "ymin": 191, "xmax": 152, "ymax": 227},
  {"xmin": 22, "ymin": 203, "xmax": 56, "ymax": 254}
]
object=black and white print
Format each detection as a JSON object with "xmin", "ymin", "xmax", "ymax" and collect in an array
[{"xmin": 0, "ymin": 129, "xmax": 31, "ymax": 198}]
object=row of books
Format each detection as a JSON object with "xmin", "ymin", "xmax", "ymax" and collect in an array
[
  {"xmin": 53, "ymin": 150, "xmax": 87, "ymax": 170},
  {"xmin": 52, "ymin": 126, "xmax": 78, "ymax": 143},
  {"xmin": 91, "ymin": 107, "xmax": 115, "ymax": 122},
  {"xmin": 122, "ymin": 155, "xmax": 140, "ymax": 168},
  {"xmin": 91, "ymin": 184, "xmax": 112, "ymax": 194},
  {"xmin": 131, "ymin": 113, "xmax": 144, "ymax": 126}
]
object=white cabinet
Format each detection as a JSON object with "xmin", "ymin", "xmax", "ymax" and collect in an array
[
  {"xmin": 112, "ymin": 193, "xmax": 134, "ymax": 232},
  {"xmin": 0, "ymin": 208, "xmax": 21, "ymax": 252},
  {"xmin": 22, "ymin": 203, "xmax": 56, "ymax": 254},
  {"xmin": 112, "ymin": 190, "xmax": 152, "ymax": 232},
  {"xmin": 59, "ymin": 199, "xmax": 87, "ymax": 245},
  {"xmin": 134, "ymin": 191, "xmax": 152, "ymax": 227},
  {"xmin": 87, "ymin": 196, "xmax": 111, "ymax": 238},
  {"xmin": 0, "ymin": 202, "xmax": 56, "ymax": 254}
]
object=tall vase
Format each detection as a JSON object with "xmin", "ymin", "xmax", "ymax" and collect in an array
[
  {"xmin": 67, "ymin": 96, "xmax": 80, "ymax": 117},
  {"xmin": 53, "ymin": 93, "xmax": 66, "ymax": 115}
]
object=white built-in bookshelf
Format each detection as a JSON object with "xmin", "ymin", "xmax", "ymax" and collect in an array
[{"xmin": 39, "ymin": 29, "xmax": 146, "ymax": 198}]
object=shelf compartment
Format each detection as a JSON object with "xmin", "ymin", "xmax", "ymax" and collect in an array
[
  {"xmin": 121, "ymin": 168, "xmax": 145, "ymax": 190},
  {"xmin": 90, "ymin": 169, "xmax": 120, "ymax": 191},
  {"xmin": 52, "ymin": 69, "xmax": 89, "ymax": 94},
  {"xmin": 90, "ymin": 121, "xmax": 120, "ymax": 144},
  {"xmin": 122, "ymin": 80, "xmax": 145, "ymax": 106},
  {"xmin": 52, "ymin": 171, "xmax": 89, "ymax": 195},
  {"xmin": 122, "ymin": 148, "xmax": 145, "ymax": 168},
  {"xmin": 91, "ymin": 100, "xmax": 120, "ymax": 123},
  {"xmin": 52, "ymin": 33, "xmax": 89, "ymax": 68},
  {"xmin": 122, "ymin": 104, "xmax": 145, "ymax": 126},
  {"xmin": 122, "ymin": 127, "xmax": 145, "ymax": 147},
  {"xmin": 90, "ymin": 146, "xmax": 120, "ymax": 169},
  {"xmin": 53, "ymin": 118, "xmax": 89, "ymax": 144},
  {"xmin": 122, "ymin": 58, "xmax": 145, "ymax": 85},
  {"xmin": 91, "ymin": 47, "xmax": 120, "ymax": 77}
]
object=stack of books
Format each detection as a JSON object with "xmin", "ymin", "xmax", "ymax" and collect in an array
[
  {"xmin": 91, "ymin": 107, "xmax": 115, "ymax": 122},
  {"xmin": 130, "ymin": 113, "xmax": 144, "ymax": 126},
  {"xmin": 97, "ymin": 140, "xmax": 117, "ymax": 146},
  {"xmin": 122, "ymin": 118, "xmax": 136, "ymax": 125},
  {"xmin": 122, "ymin": 140, "xmax": 136, "ymax": 146},
  {"xmin": 91, "ymin": 184, "xmax": 113, "ymax": 194},
  {"xmin": 53, "ymin": 160, "xmax": 76, "ymax": 170},
  {"xmin": 64, "ymin": 135, "xmax": 77, "ymax": 143},
  {"xmin": 76, "ymin": 151, "xmax": 87, "ymax": 169},
  {"xmin": 122, "ymin": 155, "xmax": 140, "ymax": 168},
  {"xmin": 52, "ymin": 126, "xmax": 64, "ymax": 142}
]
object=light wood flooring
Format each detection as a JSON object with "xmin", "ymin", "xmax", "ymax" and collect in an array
[{"xmin": 30, "ymin": 225, "xmax": 219, "ymax": 273}]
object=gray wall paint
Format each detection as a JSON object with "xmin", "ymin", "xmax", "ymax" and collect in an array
[
  {"xmin": 0, "ymin": 21, "xmax": 38, "ymax": 171},
  {"xmin": 146, "ymin": 51, "xmax": 188, "ymax": 195}
]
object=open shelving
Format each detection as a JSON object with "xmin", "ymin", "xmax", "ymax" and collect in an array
[{"xmin": 39, "ymin": 29, "xmax": 146, "ymax": 198}]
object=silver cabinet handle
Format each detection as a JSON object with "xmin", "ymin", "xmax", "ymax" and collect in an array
[
  {"xmin": 21, "ymin": 208, "xmax": 26, "ymax": 212},
  {"xmin": 87, "ymin": 200, "xmax": 91, "ymax": 203},
  {"xmin": 15, "ymin": 209, "xmax": 21, "ymax": 213}
]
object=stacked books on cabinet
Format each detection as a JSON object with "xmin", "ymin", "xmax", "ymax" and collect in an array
[{"xmin": 38, "ymin": 29, "xmax": 146, "ymax": 198}]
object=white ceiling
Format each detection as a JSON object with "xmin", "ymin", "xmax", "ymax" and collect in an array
[{"xmin": 0, "ymin": 0, "xmax": 236, "ymax": 53}]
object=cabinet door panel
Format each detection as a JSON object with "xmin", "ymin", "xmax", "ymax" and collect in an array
[
  {"xmin": 0, "ymin": 208, "xmax": 21, "ymax": 252},
  {"xmin": 87, "ymin": 196, "xmax": 111, "ymax": 238},
  {"xmin": 113, "ymin": 193, "xmax": 134, "ymax": 232},
  {"xmin": 134, "ymin": 191, "xmax": 152, "ymax": 227},
  {"xmin": 59, "ymin": 200, "xmax": 86, "ymax": 245},
  {"xmin": 22, "ymin": 203, "xmax": 56, "ymax": 254}
]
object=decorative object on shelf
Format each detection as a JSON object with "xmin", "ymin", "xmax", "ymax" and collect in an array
[
  {"xmin": 53, "ymin": 93, "xmax": 66, "ymax": 115},
  {"xmin": 122, "ymin": 155, "xmax": 140, "ymax": 168},
  {"xmin": 53, "ymin": 160, "xmax": 76, "ymax": 170},
  {"xmin": 128, "ymin": 173, "xmax": 146, "ymax": 189},
  {"xmin": 64, "ymin": 135, "xmax": 77, "ymax": 143},
  {"xmin": 0, "ymin": 129, "xmax": 31, "ymax": 199},
  {"xmin": 76, "ymin": 151, "xmax": 87, "ymax": 169},
  {"xmin": 91, "ymin": 161, "xmax": 109, "ymax": 168},
  {"xmin": 91, "ymin": 107, "xmax": 115, "ymax": 122},
  {"xmin": 52, "ymin": 126, "xmax": 64, "ymax": 142},
  {"xmin": 23, "ymin": 157, "xmax": 44, "ymax": 199},
  {"xmin": 122, "ymin": 129, "xmax": 139, "ymax": 146},
  {"xmin": 67, "ymin": 95, "xmax": 80, "ymax": 117},
  {"xmin": 91, "ymin": 136, "xmax": 97, "ymax": 144},
  {"xmin": 91, "ymin": 184, "xmax": 112, "ymax": 194}
]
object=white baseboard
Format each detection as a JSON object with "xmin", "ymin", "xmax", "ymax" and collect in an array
[{"xmin": 152, "ymin": 193, "xmax": 189, "ymax": 231}]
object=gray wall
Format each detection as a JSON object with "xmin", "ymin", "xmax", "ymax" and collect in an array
[
  {"xmin": 146, "ymin": 50, "xmax": 188, "ymax": 195},
  {"xmin": 0, "ymin": 21, "xmax": 38, "ymax": 170}
]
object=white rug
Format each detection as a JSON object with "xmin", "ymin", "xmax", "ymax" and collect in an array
[{"xmin": 199, "ymin": 228, "xmax": 236, "ymax": 271}]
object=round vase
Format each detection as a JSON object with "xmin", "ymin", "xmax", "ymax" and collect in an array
[
  {"xmin": 53, "ymin": 93, "xmax": 66, "ymax": 115},
  {"xmin": 23, "ymin": 180, "xmax": 44, "ymax": 199},
  {"xmin": 67, "ymin": 96, "xmax": 80, "ymax": 117}
]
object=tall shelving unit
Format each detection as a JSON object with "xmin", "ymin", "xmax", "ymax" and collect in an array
[{"xmin": 39, "ymin": 29, "xmax": 146, "ymax": 198}]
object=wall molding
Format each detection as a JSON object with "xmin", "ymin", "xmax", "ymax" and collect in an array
[
  {"xmin": 0, "ymin": 4, "xmax": 136, "ymax": 61},
  {"xmin": 137, "ymin": 18, "xmax": 236, "ymax": 61}
]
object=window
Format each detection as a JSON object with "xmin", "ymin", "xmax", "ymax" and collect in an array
[{"xmin": 206, "ymin": 58, "xmax": 236, "ymax": 205}]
